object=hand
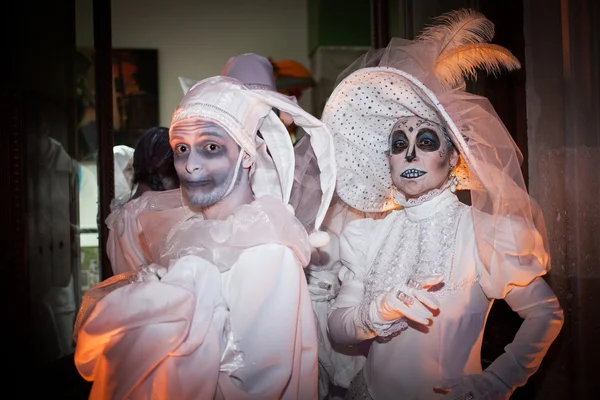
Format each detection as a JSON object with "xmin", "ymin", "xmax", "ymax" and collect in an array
[
  {"xmin": 306, "ymin": 270, "xmax": 340, "ymax": 302},
  {"xmin": 369, "ymin": 274, "xmax": 444, "ymax": 327},
  {"xmin": 436, "ymin": 372, "xmax": 512, "ymax": 400}
]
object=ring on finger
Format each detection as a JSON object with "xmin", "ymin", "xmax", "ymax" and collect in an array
[
  {"xmin": 396, "ymin": 290, "xmax": 414, "ymax": 306},
  {"xmin": 406, "ymin": 278, "xmax": 424, "ymax": 290}
]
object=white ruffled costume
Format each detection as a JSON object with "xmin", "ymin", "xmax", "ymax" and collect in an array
[
  {"xmin": 74, "ymin": 75, "xmax": 336, "ymax": 399},
  {"xmin": 323, "ymin": 9, "xmax": 564, "ymax": 400},
  {"xmin": 329, "ymin": 189, "xmax": 563, "ymax": 399}
]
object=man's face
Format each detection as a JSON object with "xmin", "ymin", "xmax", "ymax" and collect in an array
[
  {"xmin": 388, "ymin": 116, "xmax": 457, "ymax": 199},
  {"xmin": 170, "ymin": 120, "xmax": 242, "ymax": 207}
]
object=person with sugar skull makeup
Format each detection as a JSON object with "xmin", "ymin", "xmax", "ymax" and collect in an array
[
  {"xmin": 72, "ymin": 75, "xmax": 336, "ymax": 399},
  {"xmin": 323, "ymin": 9, "xmax": 563, "ymax": 400}
]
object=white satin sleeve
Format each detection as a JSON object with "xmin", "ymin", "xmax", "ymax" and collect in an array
[
  {"xmin": 217, "ymin": 244, "xmax": 318, "ymax": 400},
  {"xmin": 105, "ymin": 197, "xmax": 151, "ymax": 275},
  {"xmin": 74, "ymin": 256, "xmax": 226, "ymax": 400},
  {"xmin": 306, "ymin": 226, "xmax": 368, "ymax": 393},
  {"xmin": 327, "ymin": 218, "xmax": 375, "ymax": 345},
  {"xmin": 485, "ymin": 277, "xmax": 564, "ymax": 395}
]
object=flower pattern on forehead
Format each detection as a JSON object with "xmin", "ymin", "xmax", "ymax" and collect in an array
[{"xmin": 388, "ymin": 118, "xmax": 454, "ymax": 153}]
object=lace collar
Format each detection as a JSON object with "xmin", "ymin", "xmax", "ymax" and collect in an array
[
  {"xmin": 393, "ymin": 185, "xmax": 458, "ymax": 221},
  {"xmin": 393, "ymin": 180, "xmax": 454, "ymax": 208}
]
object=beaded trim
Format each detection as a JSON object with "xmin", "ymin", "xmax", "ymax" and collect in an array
[{"xmin": 359, "ymin": 198, "xmax": 475, "ymax": 337}]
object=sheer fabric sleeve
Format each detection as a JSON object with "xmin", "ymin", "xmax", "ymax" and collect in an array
[
  {"xmin": 471, "ymin": 213, "xmax": 549, "ymax": 299},
  {"xmin": 327, "ymin": 218, "xmax": 375, "ymax": 345},
  {"xmin": 217, "ymin": 244, "xmax": 318, "ymax": 400},
  {"xmin": 105, "ymin": 197, "xmax": 151, "ymax": 275},
  {"xmin": 74, "ymin": 256, "xmax": 226, "ymax": 400}
]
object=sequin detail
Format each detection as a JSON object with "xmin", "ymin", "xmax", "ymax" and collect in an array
[
  {"xmin": 393, "ymin": 179, "xmax": 453, "ymax": 208},
  {"xmin": 346, "ymin": 370, "xmax": 373, "ymax": 400}
]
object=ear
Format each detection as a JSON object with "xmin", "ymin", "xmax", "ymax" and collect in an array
[
  {"xmin": 449, "ymin": 148, "xmax": 459, "ymax": 169},
  {"xmin": 241, "ymin": 151, "xmax": 254, "ymax": 169},
  {"xmin": 279, "ymin": 110, "xmax": 294, "ymax": 127}
]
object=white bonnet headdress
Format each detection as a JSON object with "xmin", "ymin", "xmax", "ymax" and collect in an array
[
  {"xmin": 171, "ymin": 76, "xmax": 335, "ymax": 244},
  {"xmin": 322, "ymin": 9, "xmax": 549, "ymax": 282}
]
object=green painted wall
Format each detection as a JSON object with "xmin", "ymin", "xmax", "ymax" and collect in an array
[
  {"xmin": 308, "ymin": 0, "xmax": 406, "ymax": 55},
  {"xmin": 308, "ymin": 0, "xmax": 372, "ymax": 55}
]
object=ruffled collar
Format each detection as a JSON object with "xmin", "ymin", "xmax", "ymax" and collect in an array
[
  {"xmin": 393, "ymin": 186, "xmax": 458, "ymax": 221},
  {"xmin": 139, "ymin": 195, "xmax": 311, "ymax": 272}
]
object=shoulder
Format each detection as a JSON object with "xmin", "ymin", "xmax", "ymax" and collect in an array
[
  {"xmin": 140, "ymin": 189, "xmax": 182, "ymax": 210},
  {"xmin": 342, "ymin": 210, "xmax": 397, "ymax": 240},
  {"xmin": 106, "ymin": 189, "xmax": 183, "ymax": 232},
  {"xmin": 232, "ymin": 196, "xmax": 312, "ymax": 265}
]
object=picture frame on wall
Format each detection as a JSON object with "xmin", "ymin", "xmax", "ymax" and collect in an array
[{"xmin": 75, "ymin": 48, "xmax": 159, "ymax": 160}]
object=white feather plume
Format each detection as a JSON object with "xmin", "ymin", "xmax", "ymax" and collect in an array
[
  {"xmin": 434, "ymin": 43, "xmax": 522, "ymax": 89},
  {"xmin": 417, "ymin": 9, "xmax": 495, "ymax": 55}
]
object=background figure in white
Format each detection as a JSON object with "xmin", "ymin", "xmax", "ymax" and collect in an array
[
  {"xmin": 127, "ymin": 126, "xmax": 180, "ymax": 202},
  {"xmin": 26, "ymin": 99, "xmax": 81, "ymax": 364},
  {"xmin": 73, "ymin": 75, "xmax": 336, "ymax": 399},
  {"xmin": 112, "ymin": 144, "xmax": 134, "ymax": 209},
  {"xmin": 108, "ymin": 54, "xmax": 292, "ymax": 277},
  {"xmin": 29, "ymin": 131, "xmax": 78, "ymax": 363},
  {"xmin": 324, "ymin": 9, "xmax": 563, "ymax": 400},
  {"xmin": 106, "ymin": 126, "xmax": 180, "ymax": 274}
]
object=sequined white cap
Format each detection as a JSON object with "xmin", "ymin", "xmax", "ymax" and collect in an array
[
  {"xmin": 322, "ymin": 67, "xmax": 463, "ymax": 212},
  {"xmin": 322, "ymin": 9, "xmax": 549, "ymax": 288}
]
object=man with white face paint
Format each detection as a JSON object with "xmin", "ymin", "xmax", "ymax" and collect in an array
[
  {"xmin": 171, "ymin": 121, "xmax": 250, "ymax": 210},
  {"xmin": 323, "ymin": 9, "xmax": 563, "ymax": 400},
  {"xmin": 73, "ymin": 76, "xmax": 336, "ymax": 399},
  {"xmin": 106, "ymin": 53, "xmax": 301, "ymax": 276}
]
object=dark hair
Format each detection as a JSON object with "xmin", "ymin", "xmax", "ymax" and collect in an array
[{"xmin": 132, "ymin": 126, "xmax": 179, "ymax": 191}]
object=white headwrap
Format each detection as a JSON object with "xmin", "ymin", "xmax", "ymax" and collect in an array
[
  {"xmin": 171, "ymin": 76, "xmax": 335, "ymax": 240},
  {"xmin": 113, "ymin": 145, "xmax": 134, "ymax": 207}
]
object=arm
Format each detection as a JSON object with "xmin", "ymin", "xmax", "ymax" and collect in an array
[
  {"xmin": 487, "ymin": 277, "xmax": 563, "ymax": 393},
  {"xmin": 217, "ymin": 243, "xmax": 317, "ymax": 399},
  {"xmin": 326, "ymin": 218, "xmax": 441, "ymax": 345},
  {"xmin": 327, "ymin": 220, "xmax": 377, "ymax": 345},
  {"xmin": 326, "ymin": 219, "xmax": 440, "ymax": 345},
  {"xmin": 442, "ymin": 277, "xmax": 563, "ymax": 399},
  {"xmin": 105, "ymin": 200, "xmax": 150, "ymax": 274}
]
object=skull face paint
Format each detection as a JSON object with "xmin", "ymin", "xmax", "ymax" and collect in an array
[
  {"xmin": 388, "ymin": 116, "xmax": 457, "ymax": 199},
  {"xmin": 170, "ymin": 120, "xmax": 243, "ymax": 207}
]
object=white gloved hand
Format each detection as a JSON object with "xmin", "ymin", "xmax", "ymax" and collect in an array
[
  {"xmin": 306, "ymin": 269, "xmax": 340, "ymax": 302},
  {"xmin": 436, "ymin": 372, "xmax": 512, "ymax": 400},
  {"xmin": 361, "ymin": 275, "xmax": 444, "ymax": 336}
]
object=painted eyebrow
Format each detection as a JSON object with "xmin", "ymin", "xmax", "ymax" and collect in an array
[
  {"xmin": 391, "ymin": 129, "xmax": 408, "ymax": 138},
  {"xmin": 170, "ymin": 130, "xmax": 226, "ymax": 143},
  {"xmin": 416, "ymin": 128, "xmax": 440, "ymax": 137}
]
